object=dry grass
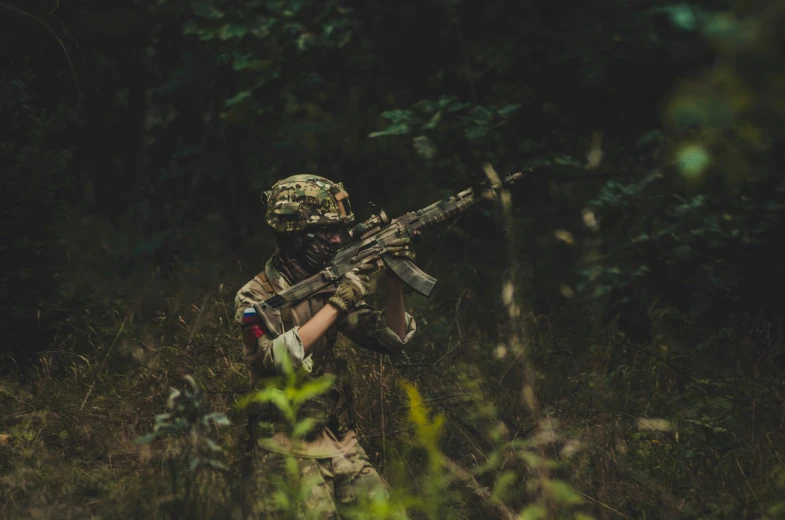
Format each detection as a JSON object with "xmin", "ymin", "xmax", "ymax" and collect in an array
[
  {"xmin": 0, "ymin": 261, "xmax": 250, "ymax": 519},
  {"xmin": 1, "ymin": 255, "xmax": 783, "ymax": 519}
]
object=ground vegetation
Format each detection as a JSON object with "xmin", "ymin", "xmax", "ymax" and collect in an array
[{"xmin": 2, "ymin": 0, "xmax": 785, "ymax": 518}]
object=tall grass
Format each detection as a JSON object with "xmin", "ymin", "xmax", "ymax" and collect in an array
[{"xmin": 2, "ymin": 211, "xmax": 783, "ymax": 519}]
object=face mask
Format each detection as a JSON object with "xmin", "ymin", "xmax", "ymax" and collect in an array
[
  {"xmin": 301, "ymin": 232, "xmax": 338, "ymax": 271},
  {"xmin": 283, "ymin": 231, "xmax": 338, "ymax": 273}
]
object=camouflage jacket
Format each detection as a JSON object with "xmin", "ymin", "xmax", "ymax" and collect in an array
[{"xmin": 234, "ymin": 258, "xmax": 416, "ymax": 454}]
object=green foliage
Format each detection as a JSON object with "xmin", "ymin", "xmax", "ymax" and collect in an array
[
  {"xmin": 166, "ymin": 0, "xmax": 356, "ymax": 122},
  {"xmin": 235, "ymin": 351, "xmax": 335, "ymax": 439},
  {"xmin": 583, "ymin": 164, "xmax": 785, "ymax": 322},
  {"xmin": 578, "ymin": 2, "xmax": 785, "ymax": 327},
  {"xmin": 658, "ymin": 4, "xmax": 703, "ymax": 31},
  {"xmin": 135, "ymin": 375, "xmax": 231, "ymax": 517},
  {"xmin": 136, "ymin": 375, "xmax": 231, "ymax": 471},
  {"xmin": 234, "ymin": 357, "xmax": 425, "ymax": 518},
  {"xmin": 3, "ymin": 0, "xmax": 785, "ymax": 518},
  {"xmin": 370, "ymin": 96, "xmax": 521, "ymax": 160},
  {"xmin": 397, "ymin": 380, "xmax": 449, "ymax": 517}
]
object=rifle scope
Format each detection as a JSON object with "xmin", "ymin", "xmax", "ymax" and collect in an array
[{"xmin": 348, "ymin": 210, "xmax": 390, "ymax": 240}]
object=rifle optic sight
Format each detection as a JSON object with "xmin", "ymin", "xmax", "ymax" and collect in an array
[{"xmin": 348, "ymin": 210, "xmax": 390, "ymax": 240}]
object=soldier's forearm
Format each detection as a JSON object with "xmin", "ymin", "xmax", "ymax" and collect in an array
[
  {"xmin": 385, "ymin": 273, "xmax": 406, "ymax": 340},
  {"xmin": 299, "ymin": 304, "xmax": 341, "ymax": 352}
]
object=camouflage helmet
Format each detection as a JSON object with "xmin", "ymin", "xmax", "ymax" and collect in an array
[{"xmin": 262, "ymin": 174, "xmax": 355, "ymax": 233}]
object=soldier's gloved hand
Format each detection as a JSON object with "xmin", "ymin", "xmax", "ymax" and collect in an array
[
  {"xmin": 386, "ymin": 237, "xmax": 416, "ymax": 262},
  {"xmin": 328, "ymin": 263, "xmax": 374, "ymax": 313}
]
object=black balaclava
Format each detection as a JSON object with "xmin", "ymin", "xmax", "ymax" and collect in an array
[{"xmin": 273, "ymin": 231, "xmax": 339, "ymax": 284}]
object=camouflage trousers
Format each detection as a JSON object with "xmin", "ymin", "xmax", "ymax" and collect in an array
[{"xmin": 251, "ymin": 442, "xmax": 406, "ymax": 519}]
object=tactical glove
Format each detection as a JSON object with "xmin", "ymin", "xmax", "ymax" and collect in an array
[
  {"xmin": 328, "ymin": 263, "xmax": 374, "ymax": 313},
  {"xmin": 386, "ymin": 237, "xmax": 416, "ymax": 262}
]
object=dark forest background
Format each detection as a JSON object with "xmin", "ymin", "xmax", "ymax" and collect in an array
[{"xmin": 2, "ymin": 0, "xmax": 785, "ymax": 518}]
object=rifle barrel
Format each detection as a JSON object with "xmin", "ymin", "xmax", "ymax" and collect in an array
[{"xmin": 411, "ymin": 171, "xmax": 523, "ymax": 231}]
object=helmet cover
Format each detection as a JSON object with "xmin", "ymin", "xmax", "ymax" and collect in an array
[{"xmin": 262, "ymin": 174, "xmax": 355, "ymax": 233}]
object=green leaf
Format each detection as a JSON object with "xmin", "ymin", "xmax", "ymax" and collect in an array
[
  {"xmin": 714, "ymin": 397, "xmax": 732, "ymax": 410},
  {"xmin": 380, "ymin": 109, "xmax": 411, "ymax": 123},
  {"xmin": 206, "ymin": 438, "xmax": 223, "ymax": 452},
  {"xmin": 519, "ymin": 504, "xmax": 546, "ymax": 520},
  {"xmin": 498, "ymin": 104, "xmax": 521, "ymax": 117},
  {"xmin": 183, "ymin": 20, "xmax": 199, "ymax": 36},
  {"xmin": 468, "ymin": 106, "xmax": 492, "ymax": 123},
  {"xmin": 58, "ymin": 430, "xmax": 69, "ymax": 440},
  {"xmin": 545, "ymin": 479, "xmax": 583, "ymax": 505},
  {"xmin": 520, "ymin": 450, "xmax": 559, "ymax": 470},
  {"xmin": 292, "ymin": 418, "xmax": 317, "ymax": 439},
  {"xmin": 232, "ymin": 55, "xmax": 273, "ymax": 71},
  {"xmin": 225, "ymin": 90, "xmax": 253, "ymax": 107},
  {"xmin": 235, "ymin": 390, "xmax": 258, "ymax": 409},
  {"xmin": 491, "ymin": 470, "xmax": 516, "ymax": 502},
  {"xmin": 413, "ymin": 135, "xmax": 437, "ymax": 159},
  {"xmin": 241, "ymin": 388, "xmax": 293, "ymax": 419},
  {"xmin": 424, "ymin": 111, "xmax": 442, "ymax": 130},
  {"xmin": 204, "ymin": 413, "xmax": 232, "ymax": 426},
  {"xmin": 369, "ymin": 122, "xmax": 410, "ymax": 138},
  {"xmin": 446, "ymin": 101, "xmax": 472, "ymax": 113},
  {"xmin": 218, "ymin": 24, "xmax": 248, "ymax": 40},
  {"xmin": 134, "ymin": 432, "xmax": 159, "ymax": 444},
  {"xmin": 191, "ymin": 0, "xmax": 224, "ymax": 19},
  {"xmin": 297, "ymin": 33, "xmax": 313, "ymax": 51},
  {"xmin": 769, "ymin": 502, "xmax": 785, "ymax": 516},
  {"xmin": 415, "ymin": 99, "xmax": 438, "ymax": 112},
  {"xmin": 189, "ymin": 456, "xmax": 202, "ymax": 471},
  {"xmin": 471, "ymin": 449, "xmax": 502, "ymax": 476},
  {"xmin": 205, "ymin": 459, "xmax": 229, "ymax": 472},
  {"xmin": 292, "ymin": 376, "xmax": 335, "ymax": 405},
  {"xmin": 662, "ymin": 5, "xmax": 699, "ymax": 31},
  {"xmin": 437, "ymin": 96, "xmax": 458, "ymax": 109},
  {"xmin": 677, "ymin": 144, "xmax": 711, "ymax": 178},
  {"xmin": 703, "ymin": 13, "xmax": 748, "ymax": 45},
  {"xmin": 464, "ymin": 127, "xmax": 488, "ymax": 141}
]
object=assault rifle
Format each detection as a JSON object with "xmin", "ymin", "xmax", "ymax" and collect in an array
[{"xmin": 254, "ymin": 172, "xmax": 524, "ymax": 327}]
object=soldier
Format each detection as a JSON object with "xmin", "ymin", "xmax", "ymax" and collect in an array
[{"xmin": 234, "ymin": 174, "xmax": 417, "ymax": 519}]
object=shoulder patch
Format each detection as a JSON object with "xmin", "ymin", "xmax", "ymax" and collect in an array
[{"xmin": 242, "ymin": 307, "xmax": 261, "ymax": 324}]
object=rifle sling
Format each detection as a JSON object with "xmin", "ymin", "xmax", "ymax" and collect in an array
[{"xmin": 254, "ymin": 271, "xmax": 294, "ymax": 332}]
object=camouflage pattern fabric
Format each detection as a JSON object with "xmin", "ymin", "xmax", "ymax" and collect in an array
[
  {"xmin": 235, "ymin": 258, "xmax": 417, "ymax": 448},
  {"xmin": 263, "ymin": 174, "xmax": 355, "ymax": 233},
  {"xmin": 236, "ymin": 224, "xmax": 418, "ymax": 518},
  {"xmin": 251, "ymin": 443, "xmax": 406, "ymax": 519}
]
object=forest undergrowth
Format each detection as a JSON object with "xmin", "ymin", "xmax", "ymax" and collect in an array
[
  {"xmin": 1, "ymin": 234, "xmax": 783, "ymax": 519},
  {"xmin": 3, "ymin": 1, "xmax": 785, "ymax": 518}
]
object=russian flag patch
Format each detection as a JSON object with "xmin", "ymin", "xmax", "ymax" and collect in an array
[{"xmin": 242, "ymin": 307, "xmax": 261, "ymax": 324}]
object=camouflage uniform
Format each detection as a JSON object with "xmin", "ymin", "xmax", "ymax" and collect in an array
[{"xmin": 235, "ymin": 175, "xmax": 416, "ymax": 519}]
